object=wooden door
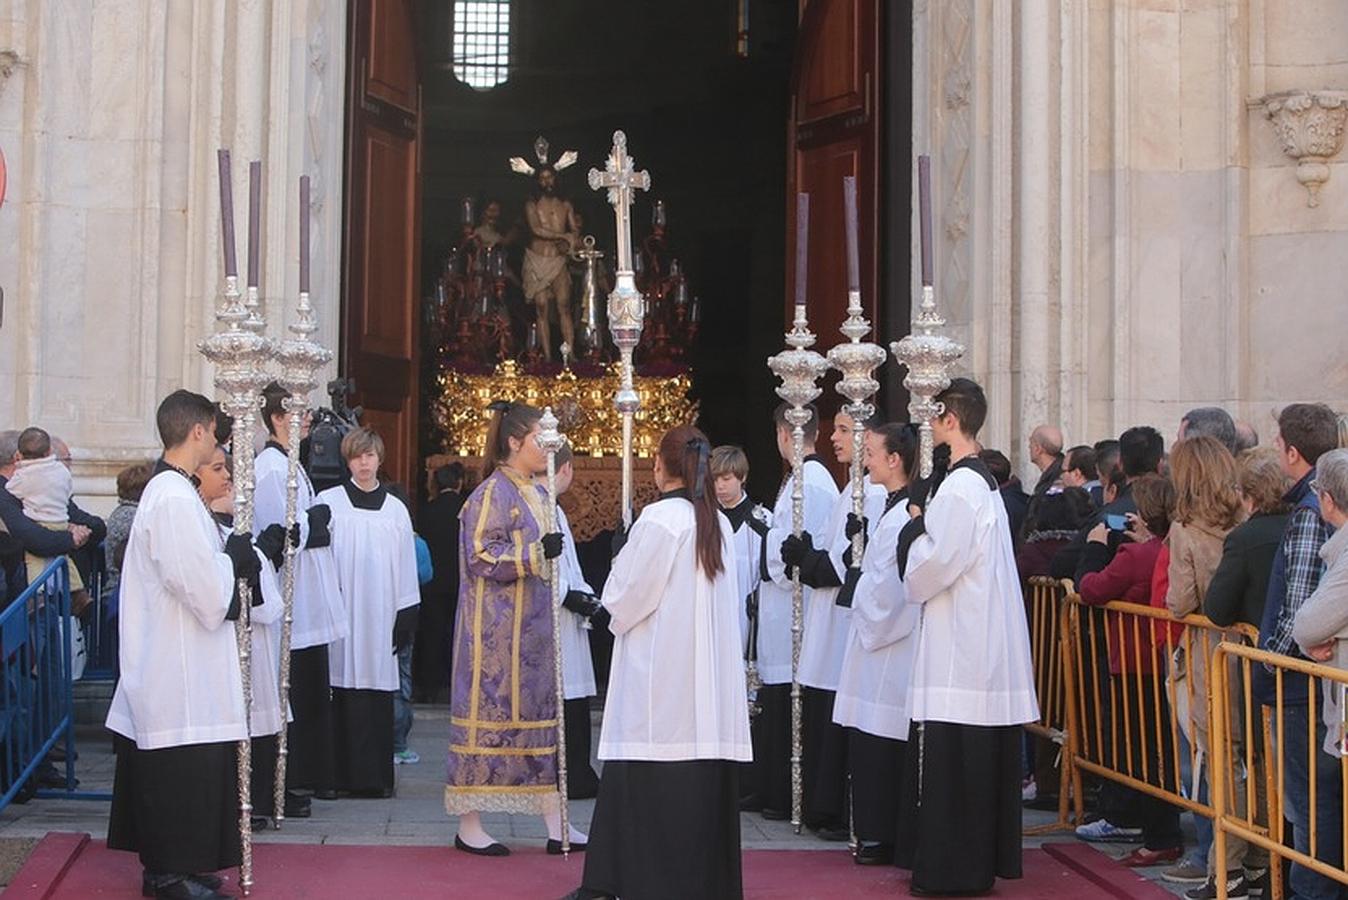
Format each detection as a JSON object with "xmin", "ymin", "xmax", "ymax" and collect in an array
[
  {"xmin": 788, "ymin": 0, "xmax": 884, "ymax": 471},
  {"xmin": 343, "ymin": 0, "xmax": 422, "ymax": 489}
]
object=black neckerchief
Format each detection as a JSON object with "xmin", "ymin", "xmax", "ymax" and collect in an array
[
  {"xmin": 804, "ymin": 454, "xmax": 824, "ymax": 466},
  {"xmin": 213, "ymin": 511, "xmax": 234, "ymax": 529},
  {"xmin": 659, "ymin": 488, "xmax": 691, "ymax": 502},
  {"xmin": 154, "ymin": 457, "xmax": 201, "ymax": 488},
  {"xmin": 721, "ymin": 495, "xmax": 753, "ymax": 532},
  {"xmin": 884, "ymin": 487, "xmax": 910, "ymax": 515},
  {"xmin": 264, "ymin": 440, "xmax": 286, "ymax": 455},
  {"xmin": 344, "ymin": 480, "xmax": 387, "ymax": 511}
]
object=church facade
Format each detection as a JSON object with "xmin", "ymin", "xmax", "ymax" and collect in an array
[{"xmin": 0, "ymin": 0, "xmax": 1343, "ymax": 508}]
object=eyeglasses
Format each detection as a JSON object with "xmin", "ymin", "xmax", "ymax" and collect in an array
[{"xmin": 1309, "ymin": 479, "xmax": 1320, "ymax": 495}]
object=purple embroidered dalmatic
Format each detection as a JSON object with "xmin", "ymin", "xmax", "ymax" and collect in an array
[{"xmin": 444, "ymin": 467, "xmax": 559, "ymax": 814}]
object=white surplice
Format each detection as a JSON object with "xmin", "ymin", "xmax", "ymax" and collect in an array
[
  {"xmin": 254, "ymin": 445, "xmax": 347, "ymax": 649},
  {"xmin": 903, "ymin": 464, "xmax": 1039, "ymax": 727},
  {"xmin": 598, "ymin": 496, "xmax": 751, "ymax": 762},
  {"xmin": 722, "ymin": 496, "xmax": 764, "ymax": 651},
  {"xmin": 211, "ymin": 520, "xmax": 288, "ymax": 737},
  {"xmin": 106, "ymin": 470, "xmax": 245, "ymax": 750},
  {"xmin": 833, "ymin": 498, "xmax": 920, "ymax": 740},
  {"xmin": 759, "ymin": 458, "xmax": 839, "ymax": 685},
  {"xmin": 555, "ymin": 504, "xmax": 597, "ymax": 700},
  {"xmin": 798, "ymin": 477, "xmax": 887, "ymax": 691},
  {"xmin": 318, "ymin": 485, "xmax": 421, "ymax": 692}
]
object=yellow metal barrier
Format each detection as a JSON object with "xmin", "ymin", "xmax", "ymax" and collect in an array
[
  {"xmin": 1211, "ymin": 642, "xmax": 1348, "ymax": 900},
  {"xmin": 1064, "ymin": 595, "xmax": 1260, "ymax": 841},
  {"xmin": 1022, "ymin": 577, "xmax": 1083, "ymax": 834}
]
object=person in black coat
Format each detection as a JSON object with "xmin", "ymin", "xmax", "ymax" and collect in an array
[
  {"xmin": 412, "ymin": 462, "xmax": 466, "ymax": 702},
  {"xmin": 1204, "ymin": 448, "xmax": 1292, "ymax": 629}
]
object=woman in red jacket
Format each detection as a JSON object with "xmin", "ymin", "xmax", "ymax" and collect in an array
[{"xmin": 1078, "ymin": 474, "xmax": 1183, "ymax": 866}]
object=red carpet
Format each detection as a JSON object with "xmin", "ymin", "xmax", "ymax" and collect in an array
[{"xmin": 6, "ymin": 835, "xmax": 1172, "ymax": 899}]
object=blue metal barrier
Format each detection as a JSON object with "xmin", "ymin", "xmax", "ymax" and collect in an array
[{"xmin": 0, "ymin": 558, "xmax": 106, "ymax": 810}]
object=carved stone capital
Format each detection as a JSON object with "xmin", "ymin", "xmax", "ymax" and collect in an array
[{"xmin": 1260, "ymin": 90, "xmax": 1348, "ymax": 208}]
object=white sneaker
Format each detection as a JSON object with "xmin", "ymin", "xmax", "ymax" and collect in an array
[
  {"xmin": 1074, "ymin": 818, "xmax": 1143, "ymax": 843},
  {"xmin": 393, "ymin": 749, "xmax": 420, "ymax": 765}
]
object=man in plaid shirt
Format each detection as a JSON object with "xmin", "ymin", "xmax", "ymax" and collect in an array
[{"xmin": 1255, "ymin": 402, "xmax": 1340, "ymax": 900}]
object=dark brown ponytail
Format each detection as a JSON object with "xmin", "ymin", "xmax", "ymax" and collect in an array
[
  {"xmin": 482, "ymin": 401, "xmax": 542, "ymax": 479},
  {"xmin": 658, "ymin": 424, "xmax": 724, "ymax": 577}
]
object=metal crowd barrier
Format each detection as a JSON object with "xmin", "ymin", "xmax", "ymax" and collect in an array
[
  {"xmin": 0, "ymin": 558, "xmax": 80, "ymax": 810},
  {"xmin": 1211, "ymin": 642, "xmax": 1348, "ymax": 900},
  {"xmin": 1023, "ymin": 576, "xmax": 1083, "ymax": 834}
]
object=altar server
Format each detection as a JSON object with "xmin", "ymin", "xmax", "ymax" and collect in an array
[
  {"xmin": 894, "ymin": 378, "xmax": 1039, "ymax": 895},
  {"xmin": 832, "ymin": 422, "xmax": 919, "ymax": 866},
  {"xmin": 711, "ymin": 445, "xmax": 767, "ymax": 649},
  {"xmin": 196, "ymin": 445, "xmax": 289, "ymax": 827},
  {"xmin": 106, "ymin": 390, "xmax": 261, "ymax": 900},
  {"xmin": 317, "ymin": 427, "xmax": 420, "ymax": 797},
  {"xmin": 755, "ymin": 403, "xmax": 839, "ymax": 822},
  {"xmin": 572, "ymin": 425, "xmax": 751, "ymax": 900},
  {"xmin": 779, "ymin": 410, "xmax": 886, "ymax": 838},
  {"xmin": 544, "ymin": 441, "xmax": 602, "ymax": 799},
  {"xmin": 254, "ymin": 383, "xmax": 345, "ymax": 804}
]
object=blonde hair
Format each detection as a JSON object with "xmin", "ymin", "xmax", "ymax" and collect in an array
[
  {"xmin": 1170, "ymin": 435, "xmax": 1243, "ymax": 529},
  {"xmin": 709, "ymin": 445, "xmax": 749, "ymax": 482},
  {"xmin": 1237, "ymin": 446, "xmax": 1292, "ymax": 516},
  {"xmin": 340, "ymin": 427, "xmax": 385, "ymax": 463}
]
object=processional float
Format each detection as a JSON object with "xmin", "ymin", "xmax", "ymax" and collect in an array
[{"xmin": 201, "ymin": 152, "xmax": 332, "ymax": 894}]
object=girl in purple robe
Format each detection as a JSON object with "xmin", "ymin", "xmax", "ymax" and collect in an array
[{"xmin": 445, "ymin": 401, "xmax": 585, "ymax": 856}]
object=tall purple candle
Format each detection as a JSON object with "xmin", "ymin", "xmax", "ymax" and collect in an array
[
  {"xmin": 247, "ymin": 160, "xmax": 261, "ymax": 288},
  {"xmin": 299, "ymin": 176, "xmax": 311, "ymax": 294},
  {"xmin": 217, "ymin": 149, "xmax": 237, "ymax": 277},
  {"xmin": 794, "ymin": 192, "xmax": 809, "ymax": 311},
  {"xmin": 843, "ymin": 175, "xmax": 860, "ymax": 293},
  {"xmin": 918, "ymin": 155, "xmax": 934, "ymax": 287}
]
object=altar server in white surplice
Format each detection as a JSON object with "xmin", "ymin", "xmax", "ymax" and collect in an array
[
  {"xmin": 317, "ymin": 427, "xmax": 420, "ymax": 798},
  {"xmin": 106, "ymin": 390, "xmax": 262, "ymax": 899},
  {"xmin": 894, "ymin": 378, "xmax": 1039, "ymax": 896},
  {"xmin": 195, "ymin": 444, "xmax": 290, "ymax": 826},
  {"xmin": 254, "ymin": 383, "xmax": 346, "ymax": 805},
  {"xmin": 754, "ymin": 403, "xmax": 838, "ymax": 823},
  {"xmin": 832, "ymin": 422, "xmax": 920, "ymax": 866},
  {"xmin": 537, "ymin": 441, "xmax": 602, "ymax": 799},
  {"xmin": 573, "ymin": 426, "xmax": 750, "ymax": 900},
  {"xmin": 779, "ymin": 409, "xmax": 886, "ymax": 840}
]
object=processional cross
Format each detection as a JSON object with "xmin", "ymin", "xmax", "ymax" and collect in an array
[{"xmin": 588, "ymin": 131, "xmax": 651, "ymax": 527}]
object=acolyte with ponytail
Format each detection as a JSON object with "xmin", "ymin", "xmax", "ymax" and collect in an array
[
  {"xmin": 658, "ymin": 424, "xmax": 724, "ymax": 578},
  {"xmin": 481, "ymin": 400, "xmax": 542, "ymax": 479}
]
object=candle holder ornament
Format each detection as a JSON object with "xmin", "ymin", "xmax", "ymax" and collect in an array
[
  {"xmin": 588, "ymin": 130, "xmax": 651, "ymax": 528},
  {"xmin": 535, "ymin": 407, "xmax": 571, "ymax": 855},
  {"xmin": 767, "ymin": 302, "xmax": 830, "ymax": 834},
  {"xmin": 198, "ymin": 266, "xmax": 276, "ymax": 896},
  {"xmin": 269, "ymin": 278, "xmax": 331, "ymax": 828},
  {"xmin": 828, "ymin": 288, "xmax": 886, "ymax": 563},
  {"xmin": 890, "ymin": 284, "xmax": 964, "ymax": 477}
]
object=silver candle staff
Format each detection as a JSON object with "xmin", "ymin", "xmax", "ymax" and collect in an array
[
  {"xmin": 588, "ymin": 131, "xmax": 650, "ymax": 528},
  {"xmin": 199, "ymin": 153, "xmax": 275, "ymax": 895},
  {"xmin": 270, "ymin": 177, "xmax": 331, "ymax": 828},
  {"xmin": 890, "ymin": 155, "xmax": 963, "ymax": 477},
  {"xmin": 536, "ymin": 407, "xmax": 571, "ymax": 856},
  {"xmin": 767, "ymin": 302, "xmax": 830, "ymax": 834}
]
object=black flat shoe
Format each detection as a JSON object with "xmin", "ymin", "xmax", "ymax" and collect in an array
[
  {"xmin": 810, "ymin": 822, "xmax": 850, "ymax": 842},
  {"xmin": 760, "ymin": 807, "xmax": 790, "ymax": 821},
  {"xmin": 455, "ymin": 834, "xmax": 510, "ymax": 857},
  {"xmin": 854, "ymin": 841, "xmax": 894, "ymax": 865},
  {"xmin": 145, "ymin": 876, "xmax": 229, "ymax": 900},
  {"xmin": 737, "ymin": 793, "xmax": 764, "ymax": 812},
  {"xmin": 546, "ymin": 838, "xmax": 588, "ymax": 855},
  {"xmin": 284, "ymin": 795, "xmax": 312, "ymax": 818},
  {"xmin": 314, "ymin": 788, "xmax": 339, "ymax": 800},
  {"xmin": 142, "ymin": 874, "xmax": 225, "ymax": 898}
]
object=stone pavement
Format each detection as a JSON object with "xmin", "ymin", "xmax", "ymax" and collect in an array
[{"xmin": 0, "ymin": 705, "xmax": 1189, "ymax": 894}]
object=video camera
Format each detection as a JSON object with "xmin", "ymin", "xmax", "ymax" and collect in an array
[{"xmin": 306, "ymin": 378, "xmax": 363, "ymax": 493}]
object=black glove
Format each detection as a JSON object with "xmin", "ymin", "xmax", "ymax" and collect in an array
[
  {"xmin": 392, "ymin": 606, "xmax": 419, "ymax": 651},
  {"xmin": 780, "ymin": 531, "xmax": 815, "ymax": 569},
  {"xmin": 610, "ymin": 524, "xmax": 629, "ymax": 559},
  {"xmin": 305, "ymin": 504, "xmax": 332, "ymax": 549},
  {"xmin": 563, "ymin": 589, "xmax": 603, "ymax": 618},
  {"xmin": 590, "ymin": 605, "xmax": 612, "ymax": 632},
  {"xmin": 224, "ymin": 532, "xmax": 261, "ymax": 581},
  {"xmin": 845, "ymin": 513, "xmax": 868, "ymax": 541},
  {"xmin": 255, "ymin": 524, "xmax": 287, "ymax": 570},
  {"xmin": 836, "ymin": 567, "xmax": 862, "ymax": 608},
  {"xmin": 541, "ymin": 532, "xmax": 565, "ymax": 560}
]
